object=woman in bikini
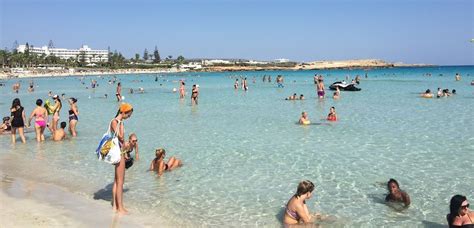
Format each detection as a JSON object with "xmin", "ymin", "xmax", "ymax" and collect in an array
[
  {"xmin": 68, "ymin": 98, "xmax": 79, "ymax": 137},
  {"xmin": 51, "ymin": 95, "xmax": 62, "ymax": 132},
  {"xmin": 28, "ymin": 99, "xmax": 48, "ymax": 142},
  {"xmin": 179, "ymin": 81, "xmax": 186, "ymax": 99},
  {"xmin": 283, "ymin": 180, "xmax": 320, "ymax": 225},
  {"xmin": 191, "ymin": 84, "xmax": 199, "ymax": 105},
  {"xmin": 111, "ymin": 103, "xmax": 133, "ymax": 215},
  {"xmin": 116, "ymin": 82, "xmax": 122, "ymax": 102},
  {"xmin": 149, "ymin": 148, "xmax": 182, "ymax": 176},
  {"xmin": 447, "ymin": 195, "xmax": 474, "ymax": 228}
]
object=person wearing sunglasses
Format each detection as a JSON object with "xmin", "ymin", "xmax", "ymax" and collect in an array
[
  {"xmin": 121, "ymin": 133, "xmax": 139, "ymax": 169},
  {"xmin": 447, "ymin": 195, "xmax": 474, "ymax": 227}
]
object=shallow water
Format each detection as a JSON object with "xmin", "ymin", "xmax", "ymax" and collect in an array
[{"xmin": 0, "ymin": 66, "xmax": 473, "ymax": 227}]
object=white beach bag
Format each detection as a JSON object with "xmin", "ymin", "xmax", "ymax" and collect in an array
[{"xmin": 95, "ymin": 120, "xmax": 121, "ymax": 165}]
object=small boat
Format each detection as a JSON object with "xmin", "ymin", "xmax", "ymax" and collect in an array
[{"xmin": 329, "ymin": 81, "xmax": 361, "ymax": 91}]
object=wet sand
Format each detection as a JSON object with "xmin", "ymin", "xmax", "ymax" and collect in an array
[{"xmin": 0, "ymin": 172, "xmax": 156, "ymax": 227}]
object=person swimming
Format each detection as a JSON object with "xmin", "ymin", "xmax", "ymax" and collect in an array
[
  {"xmin": 421, "ymin": 89, "xmax": 433, "ymax": 98},
  {"xmin": 286, "ymin": 93, "xmax": 297, "ymax": 100},
  {"xmin": 385, "ymin": 178, "xmax": 410, "ymax": 207}
]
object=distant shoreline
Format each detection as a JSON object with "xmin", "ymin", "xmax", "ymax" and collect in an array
[{"xmin": 0, "ymin": 59, "xmax": 440, "ymax": 80}]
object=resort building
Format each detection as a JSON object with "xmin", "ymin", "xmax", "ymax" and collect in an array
[
  {"xmin": 16, "ymin": 44, "xmax": 108, "ymax": 63},
  {"xmin": 274, "ymin": 58, "xmax": 290, "ymax": 63},
  {"xmin": 202, "ymin": 59, "xmax": 232, "ymax": 65},
  {"xmin": 247, "ymin": 60, "xmax": 269, "ymax": 65},
  {"xmin": 179, "ymin": 62, "xmax": 202, "ymax": 70}
]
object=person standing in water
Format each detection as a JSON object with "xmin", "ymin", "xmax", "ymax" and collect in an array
[
  {"xmin": 111, "ymin": 103, "xmax": 134, "ymax": 215},
  {"xmin": 68, "ymin": 98, "xmax": 79, "ymax": 136},
  {"xmin": 234, "ymin": 79, "xmax": 239, "ymax": 90},
  {"xmin": 191, "ymin": 84, "xmax": 199, "ymax": 105},
  {"xmin": 10, "ymin": 98, "xmax": 26, "ymax": 143},
  {"xmin": 317, "ymin": 78, "xmax": 325, "ymax": 99},
  {"xmin": 243, "ymin": 77, "xmax": 248, "ymax": 91},
  {"xmin": 28, "ymin": 99, "xmax": 48, "ymax": 142},
  {"xmin": 116, "ymin": 82, "xmax": 122, "ymax": 102},
  {"xmin": 455, "ymin": 73, "xmax": 461, "ymax": 81},
  {"xmin": 51, "ymin": 95, "xmax": 62, "ymax": 133},
  {"xmin": 179, "ymin": 81, "xmax": 186, "ymax": 99}
]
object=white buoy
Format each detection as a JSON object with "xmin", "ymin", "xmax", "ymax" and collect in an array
[{"xmin": 122, "ymin": 96, "xmax": 125, "ymax": 100}]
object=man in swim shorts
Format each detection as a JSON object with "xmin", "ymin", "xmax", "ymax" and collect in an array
[{"xmin": 317, "ymin": 78, "xmax": 325, "ymax": 99}]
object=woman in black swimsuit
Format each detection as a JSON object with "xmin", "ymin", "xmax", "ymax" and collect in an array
[
  {"xmin": 191, "ymin": 84, "xmax": 199, "ymax": 105},
  {"xmin": 10, "ymin": 98, "xmax": 26, "ymax": 143},
  {"xmin": 448, "ymin": 195, "xmax": 474, "ymax": 228},
  {"xmin": 68, "ymin": 98, "xmax": 79, "ymax": 136}
]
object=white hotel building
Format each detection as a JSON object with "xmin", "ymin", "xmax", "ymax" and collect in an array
[{"xmin": 16, "ymin": 44, "xmax": 108, "ymax": 63}]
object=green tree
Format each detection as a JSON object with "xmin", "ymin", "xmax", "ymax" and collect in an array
[
  {"xmin": 143, "ymin": 48, "xmax": 149, "ymax": 61},
  {"xmin": 79, "ymin": 51, "xmax": 86, "ymax": 67},
  {"xmin": 177, "ymin": 55, "xmax": 185, "ymax": 64},
  {"xmin": 153, "ymin": 46, "xmax": 161, "ymax": 63}
]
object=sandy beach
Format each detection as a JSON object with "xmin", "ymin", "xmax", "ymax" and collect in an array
[
  {"xmin": 0, "ymin": 59, "xmax": 432, "ymax": 79},
  {"xmin": 0, "ymin": 68, "xmax": 179, "ymax": 80},
  {"xmin": 0, "ymin": 172, "xmax": 166, "ymax": 228},
  {"xmin": 0, "ymin": 152, "xmax": 170, "ymax": 228}
]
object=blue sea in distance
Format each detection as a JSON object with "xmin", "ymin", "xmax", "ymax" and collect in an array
[{"xmin": 0, "ymin": 66, "xmax": 473, "ymax": 227}]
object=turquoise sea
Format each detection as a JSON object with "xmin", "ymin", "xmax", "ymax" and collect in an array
[{"xmin": 0, "ymin": 66, "xmax": 473, "ymax": 227}]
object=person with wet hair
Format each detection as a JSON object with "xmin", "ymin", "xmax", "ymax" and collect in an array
[
  {"xmin": 283, "ymin": 180, "xmax": 318, "ymax": 225},
  {"xmin": 385, "ymin": 178, "xmax": 410, "ymax": 207}
]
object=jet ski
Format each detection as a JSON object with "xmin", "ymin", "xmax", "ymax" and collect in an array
[{"xmin": 329, "ymin": 81, "xmax": 361, "ymax": 91}]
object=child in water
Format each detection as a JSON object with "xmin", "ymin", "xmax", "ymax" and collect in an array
[{"xmin": 385, "ymin": 178, "xmax": 410, "ymax": 207}]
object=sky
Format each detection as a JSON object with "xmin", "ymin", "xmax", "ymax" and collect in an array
[{"xmin": 1, "ymin": 0, "xmax": 473, "ymax": 65}]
